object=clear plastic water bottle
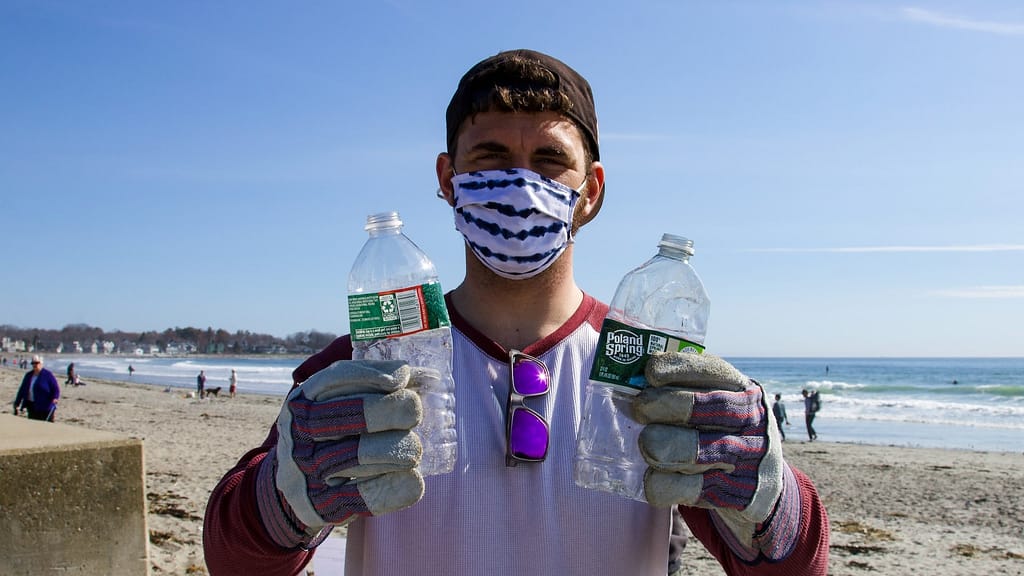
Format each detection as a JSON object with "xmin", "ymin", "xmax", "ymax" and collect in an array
[
  {"xmin": 574, "ymin": 233, "xmax": 710, "ymax": 501},
  {"xmin": 348, "ymin": 211, "xmax": 457, "ymax": 476}
]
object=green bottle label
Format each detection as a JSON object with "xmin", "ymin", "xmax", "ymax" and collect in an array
[
  {"xmin": 348, "ymin": 281, "xmax": 450, "ymax": 341},
  {"xmin": 589, "ymin": 317, "xmax": 705, "ymax": 393}
]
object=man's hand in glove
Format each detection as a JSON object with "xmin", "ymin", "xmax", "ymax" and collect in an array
[
  {"xmin": 257, "ymin": 359, "xmax": 429, "ymax": 549},
  {"xmin": 633, "ymin": 352, "xmax": 800, "ymax": 561}
]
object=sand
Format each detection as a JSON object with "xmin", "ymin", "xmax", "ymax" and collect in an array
[{"xmin": 2, "ymin": 367, "xmax": 1022, "ymax": 575}]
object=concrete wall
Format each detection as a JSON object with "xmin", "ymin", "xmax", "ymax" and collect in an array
[{"xmin": 0, "ymin": 415, "xmax": 149, "ymax": 575}]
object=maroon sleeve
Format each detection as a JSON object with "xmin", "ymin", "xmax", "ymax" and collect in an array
[
  {"xmin": 202, "ymin": 336, "xmax": 353, "ymax": 575},
  {"xmin": 679, "ymin": 465, "xmax": 830, "ymax": 576}
]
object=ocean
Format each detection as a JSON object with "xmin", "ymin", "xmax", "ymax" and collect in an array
[{"xmin": 46, "ymin": 354, "xmax": 1024, "ymax": 453}]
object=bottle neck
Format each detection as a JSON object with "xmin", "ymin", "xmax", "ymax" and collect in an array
[
  {"xmin": 367, "ymin": 224, "xmax": 402, "ymax": 237},
  {"xmin": 365, "ymin": 212, "xmax": 404, "ymax": 236},
  {"xmin": 658, "ymin": 245, "xmax": 691, "ymax": 262}
]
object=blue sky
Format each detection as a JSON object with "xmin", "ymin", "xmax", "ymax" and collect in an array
[{"xmin": 2, "ymin": 1, "xmax": 1021, "ymax": 357}]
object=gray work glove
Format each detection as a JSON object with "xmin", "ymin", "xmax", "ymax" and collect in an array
[
  {"xmin": 633, "ymin": 352, "xmax": 799, "ymax": 561},
  {"xmin": 257, "ymin": 360, "xmax": 427, "ymax": 548}
]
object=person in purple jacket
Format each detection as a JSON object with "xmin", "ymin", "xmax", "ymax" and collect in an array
[{"xmin": 13, "ymin": 355, "xmax": 61, "ymax": 422}]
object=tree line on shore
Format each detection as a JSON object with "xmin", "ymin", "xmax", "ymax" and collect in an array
[{"xmin": 0, "ymin": 323, "xmax": 339, "ymax": 355}]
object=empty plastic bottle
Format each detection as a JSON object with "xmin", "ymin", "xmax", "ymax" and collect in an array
[
  {"xmin": 348, "ymin": 211, "xmax": 457, "ymax": 476},
  {"xmin": 574, "ymin": 233, "xmax": 710, "ymax": 500}
]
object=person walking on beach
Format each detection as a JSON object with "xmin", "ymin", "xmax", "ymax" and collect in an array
[
  {"xmin": 197, "ymin": 370, "xmax": 206, "ymax": 399},
  {"xmin": 773, "ymin": 393, "xmax": 790, "ymax": 441},
  {"xmin": 229, "ymin": 369, "xmax": 237, "ymax": 398},
  {"xmin": 13, "ymin": 355, "xmax": 60, "ymax": 422},
  {"xmin": 65, "ymin": 362, "xmax": 77, "ymax": 387},
  {"xmin": 802, "ymin": 388, "xmax": 819, "ymax": 441},
  {"xmin": 128, "ymin": 364, "xmax": 135, "ymax": 378},
  {"xmin": 204, "ymin": 49, "xmax": 830, "ymax": 576}
]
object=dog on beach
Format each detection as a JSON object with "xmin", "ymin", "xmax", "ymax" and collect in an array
[{"xmin": 204, "ymin": 386, "xmax": 222, "ymax": 398}]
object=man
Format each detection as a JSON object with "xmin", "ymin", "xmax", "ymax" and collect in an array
[
  {"xmin": 197, "ymin": 370, "xmax": 206, "ymax": 399},
  {"xmin": 772, "ymin": 393, "xmax": 789, "ymax": 441},
  {"xmin": 13, "ymin": 355, "xmax": 60, "ymax": 422},
  {"xmin": 229, "ymin": 369, "xmax": 238, "ymax": 398},
  {"xmin": 802, "ymin": 389, "xmax": 819, "ymax": 441},
  {"xmin": 204, "ymin": 49, "xmax": 829, "ymax": 575}
]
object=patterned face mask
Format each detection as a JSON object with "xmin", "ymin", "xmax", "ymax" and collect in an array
[{"xmin": 451, "ymin": 168, "xmax": 584, "ymax": 280}]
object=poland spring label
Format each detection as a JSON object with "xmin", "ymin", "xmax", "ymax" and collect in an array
[
  {"xmin": 589, "ymin": 317, "xmax": 704, "ymax": 393},
  {"xmin": 348, "ymin": 282, "xmax": 450, "ymax": 341}
]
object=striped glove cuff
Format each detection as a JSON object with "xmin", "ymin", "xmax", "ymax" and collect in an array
[
  {"xmin": 711, "ymin": 463, "xmax": 801, "ymax": 562},
  {"xmin": 255, "ymin": 451, "xmax": 333, "ymax": 550}
]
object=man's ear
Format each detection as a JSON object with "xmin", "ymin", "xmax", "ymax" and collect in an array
[
  {"xmin": 436, "ymin": 153, "xmax": 456, "ymax": 206},
  {"xmin": 576, "ymin": 161, "xmax": 605, "ymax": 227}
]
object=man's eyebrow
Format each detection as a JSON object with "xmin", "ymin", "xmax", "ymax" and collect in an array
[
  {"xmin": 466, "ymin": 141, "xmax": 510, "ymax": 154},
  {"xmin": 534, "ymin": 145, "xmax": 570, "ymax": 158}
]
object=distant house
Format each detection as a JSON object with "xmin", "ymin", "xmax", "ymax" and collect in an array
[
  {"xmin": 165, "ymin": 342, "xmax": 197, "ymax": 356},
  {"xmin": 256, "ymin": 344, "xmax": 288, "ymax": 355},
  {"xmin": 1, "ymin": 337, "xmax": 27, "ymax": 353},
  {"xmin": 86, "ymin": 340, "xmax": 116, "ymax": 354}
]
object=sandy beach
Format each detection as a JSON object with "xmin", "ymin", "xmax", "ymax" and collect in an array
[{"xmin": 2, "ymin": 367, "xmax": 1022, "ymax": 575}]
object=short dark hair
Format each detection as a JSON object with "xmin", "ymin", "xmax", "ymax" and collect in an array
[{"xmin": 446, "ymin": 49, "xmax": 599, "ymax": 163}]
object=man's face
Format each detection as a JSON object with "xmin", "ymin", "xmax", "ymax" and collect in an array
[
  {"xmin": 454, "ymin": 111, "xmax": 590, "ymax": 190},
  {"xmin": 31, "ymin": 361, "xmax": 41, "ymax": 374}
]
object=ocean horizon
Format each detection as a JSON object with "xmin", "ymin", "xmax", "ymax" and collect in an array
[{"xmin": 24, "ymin": 353, "xmax": 1024, "ymax": 454}]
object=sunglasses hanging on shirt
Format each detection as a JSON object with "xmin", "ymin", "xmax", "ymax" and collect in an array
[{"xmin": 505, "ymin": 350, "xmax": 551, "ymax": 467}]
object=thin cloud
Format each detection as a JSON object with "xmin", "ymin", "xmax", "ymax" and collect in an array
[
  {"xmin": 749, "ymin": 244, "xmax": 1024, "ymax": 253},
  {"xmin": 931, "ymin": 286, "xmax": 1024, "ymax": 299},
  {"xmin": 902, "ymin": 7, "xmax": 1024, "ymax": 36}
]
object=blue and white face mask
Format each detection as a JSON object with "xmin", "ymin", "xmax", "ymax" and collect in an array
[{"xmin": 451, "ymin": 168, "xmax": 584, "ymax": 280}]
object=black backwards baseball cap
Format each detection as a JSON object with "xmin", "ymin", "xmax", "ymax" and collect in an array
[{"xmin": 446, "ymin": 49, "xmax": 600, "ymax": 161}]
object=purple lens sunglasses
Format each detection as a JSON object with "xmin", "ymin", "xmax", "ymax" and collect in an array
[{"xmin": 505, "ymin": 350, "xmax": 551, "ymax": 467}]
